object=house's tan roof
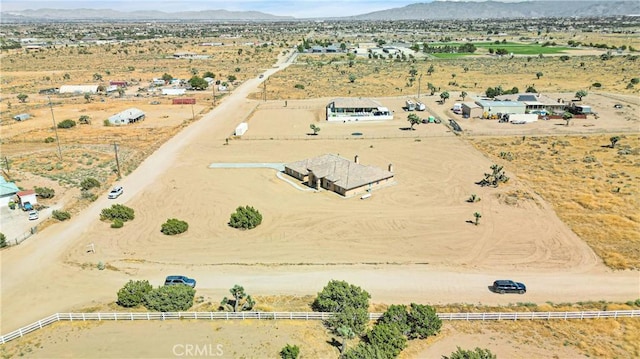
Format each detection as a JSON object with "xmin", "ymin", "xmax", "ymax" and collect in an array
[
  {"xmin": 329, "ymin": 98, "xmax": 383, "ymax": 109},
  {"xmin": 285, "ymin": 154, "xmax": 393, "ymax": 191}
]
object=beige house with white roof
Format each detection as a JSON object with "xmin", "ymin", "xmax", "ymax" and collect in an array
[{"xmin": 284, "ymin": 154, "xmax": 394, "ymax": 197}]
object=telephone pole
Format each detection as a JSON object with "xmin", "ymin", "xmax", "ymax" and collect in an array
[
  {"xmin": 48, "ymin": 97, "xmax": 63, "ymax": 160},
  {"xmin": 262, "ymin": 77, "xmax": 267, "ymax": 102},
  {"xmin": 113, "ymin": 142, "xmax": 121, "ymax": 179}
]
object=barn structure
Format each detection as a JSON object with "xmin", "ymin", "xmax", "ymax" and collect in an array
[
  {"xmin": 107, "ymin": 108, "xmax": 145, "ymax": 125},
  {"xmin": 326, "ymin": 98, "xmax": 393, "ymax": 122},
  {"xmin": 284, "ymin": 154, "xmax": 394, "ymax": 197}
]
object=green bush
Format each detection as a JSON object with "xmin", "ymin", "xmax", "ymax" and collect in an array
[
  {"xmin": 313, "ymin": 280, "xmax": 371, "ymax": 335},
  {"xmin": 44, "ymin": 137, "xmax": 55, "ymax": 143},
  {"xmin": 294, "ymin": 84, "xmax": 305, "ymax": 89},
  {"xmin": 228, "ymin": 206, "xmax": 262, "ymax": 230},
  {"xmin": 101, "ymin": 204, "xmax": 135, "ymax": 222},
  {"xmin": 592, "ymin": 82, "xmax": 602, "ymax": 88},
  {"xmin": 35, "ymin": 186, "xmax": 55, "ymax": 199},
  {"xmin": 144, "ymin": 285, "xmax": 195, "ymax": 312},
  {"xmin": 111, "ymin": 218, "xmax": 124, "ymax": 228},
  {"xmin": 0, "ymin": 233, "xmax": 7, "ymax": 248},
  {"xmin": 443, "ymin": 347, "xmax": 496, "ymax": 359},
  {"xmin": 280, "ymin": 344, "xmax": 300, "ymax": 359},
  {"xmin": 365, "ymin": 322, "xmax": 407, "ymax": 357},
  {"xmin": 80, "ymin": 177, "xmax": 101, "ymax": 191},
  {"xmin": 117, "ymin": 280, "xmax": 153, "ymax": 307},
  {"xmin": 52, "ymin": 210, "xmax": 71, "ymax": 221},
  {"xmin": 161, "ymin": 218, "xmax": 189, "ymax": 235},
  {"xmin": 57, "ymin": 119, "xmax": 76, "ymax": 129}
]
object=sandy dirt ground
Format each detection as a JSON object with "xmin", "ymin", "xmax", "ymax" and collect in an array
[{"xmin": 0, "ymin": 50, "xmax": 638, "ymax": 356}]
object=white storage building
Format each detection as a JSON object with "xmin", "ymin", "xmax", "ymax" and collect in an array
[
  {"xmin": 162, "ymin": 88, "xmax": 187, "ymax": 96},
  {"xmin": 234, "ymin": 122, "xmax": 248, "ymax": 136},
  {"xmin": 59, "ymin": 85, "xmax": 99, "ymax": 94},
  {"xmin": 107, "ymin": 108, "xmax": 146, "ymax": 126}
]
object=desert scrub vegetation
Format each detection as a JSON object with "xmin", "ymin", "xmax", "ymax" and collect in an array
[
  {"xmin": 51, "ymin": 210, "xmax": 71, "ymax": 221},
  {"xmin": 100, "ymin": 204, "xmax": 135, "ymax": 223},
  {"xmin": 469, "ymin": 134, "xmax": 640, "ymax": 269},
  {"xmin": 228, "ymin": 205, "xmax": 262, "ymax": 230},
  {"xmin": 161, "ymin": 218, "xmax": 189, "ymax": 235},
  {"xmin": 251, "ymin": 54, "xmax": 639, "ymax": 101}
]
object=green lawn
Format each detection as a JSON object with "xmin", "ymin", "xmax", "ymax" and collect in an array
[{"xmin": 426, "ymin": 41, "xmax": 569, "ymax": 55}]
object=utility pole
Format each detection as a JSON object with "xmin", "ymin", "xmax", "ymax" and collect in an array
[
  {"xmin": 262, "ymin": 77, "xmax": 267, "ymax": 102},
  {"xmin": 4, "ymin": 156, "xmax": 10, "ymax": 173},
  {"xmin": 48, "ymin": 96, "xmax": 63, "ymax": 160},
  {"xmin": 418, "ymin": 74, "xmax": 422, "ymax": 99},
  {"xmin": 113, "ymin": 142, "xmax": 121, "ymax": 179},
  {"xmin": 191, "ymin": 103, "xmax": 195, "ymax": 121},
  {"xmin": 212, "ymin": 82, "xmax": 216, "ymax": 106}
]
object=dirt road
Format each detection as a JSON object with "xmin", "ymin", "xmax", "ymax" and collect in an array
[{"xmin": 1, "ymin": 50, "xmax": 638, "ymax": 334}]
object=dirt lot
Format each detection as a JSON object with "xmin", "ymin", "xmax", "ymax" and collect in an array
[{"xmin": 1, "ymin": 37, "xmax": 639, "ymax": 358}]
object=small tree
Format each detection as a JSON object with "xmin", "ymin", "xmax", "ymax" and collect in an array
[
  {"xmin": 563, "ymin": 111, "xmax": 573, "ymax": 126},
  {"xmin": 427, "ymin": 64, "xmax": 435, "ymax": 75},
  {"xmin": 575, "ymin": 89, "xmax": 588, "ymax": 101},
  {"xmin": 144, "ymin": 285, "xmax": 195, "ymax": 312},
  {"xmin": 407, "ymin": 303, "xmax": 442, "ymax": 339},
  {"xmin": 203, "ymin": 71, "xmax": 215, "ymax": 79},
  {"xmin": 117, "ymin": 280, "xmax": 153, "ymax": 307},
  {"xmin": 80, "ymin": 177, "xmax": 101, "ymax": 190},
  {"xmin": 467, "ymin": 194, "xmax": 480, "ymax": 203},
  {"xmin": 337, "ymin": 326, "xmax": 356, "ymax": 354},
  {"xmin": 460, "ymin": 91, "xmax": 468, "ymax": 101},
  {"xmin": 348, "ymin": 74, "xmax": 356, "ymax": 83},
  {"xmin": 473, "ymin": 212, "xmax": 482, "ymax": 226},
  {"xmin": 280, "ymin": 344, "xmax": 300, "ymax": 359},
  {"xmin": 536, "ymin": 71, "xmax": 543, "ymax": 79},
  {"xmin": 313, "ymin": 280, "xmax": 371, "ymax": 335},
  {"xmin": 35, "ymin": 186, "xmax": 55, "ymax": 199},
  {"xmin": 365, "ymin": 322, "xmax": 407, "ymax": 357},
  {"xmin": 84, "ymin": 93, "xmax": 92, "ymax": 103},
  {"xmin": 161, "ymin": 73, "xmax": 173, "ymax": 83},
  {"xmin": 188, "ymin": 76, "xmax": 208, "ymax": 90},
  {"xmin": 78, "ymin": 115, "xmax": 91, "ymax": 124},
  {"xmin": 52, "ymin": 210, "xmax": 71, "ymax": 221},
  {"xmin": 610, "ymin": 136, "xmax": 620, "ymax": 148},
  {"xmin": 407, "ymin": 113, "xmax": 421, "ymax": 130},
  {"xmin": 0, "ymin": 233, "xmax": 7, "ymax": 248},
  {"xmin": 477, "ymin": 164, "xmax": 509, "ymax": 187},
  {"xmin": 222, "ymin": 284, "xmax": 254, "ymax": 312},
  {"xmin": 440, "ymin": 91, "xmax": 450, "ymax": 103},
  {"xmin": 310, "ymin": 124, "xmax": 321, "ymax": 135},
  {"xmin": 161, "ymin": 218, "xmax": 189, "ymax": 235},
  {"xmin": 228, "ymin": 206, "xmax": 262, "ymax": 230},
  {"xmin": 57, "ymin": 119, "xmax": 76, "ymax": 129},
  {"xmin": 93, "ymin": 73, "xmax": 103, "ymax": 81},
  {"xmin": 100, "ymin": 204, "xmax": 135, "ymax": 222},
  {"xmin": 443, "ymin": 347, "xmax": 496, "ymax": 359},
  {"xmin": 17, "ymin": 93, "xmax": 28, "ymax": 103}
]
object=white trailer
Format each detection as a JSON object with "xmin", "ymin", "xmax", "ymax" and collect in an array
[
  {"xmin": 416, "ymin": 102, "xmax": 426, "ymax": 111},
  {"xmin": 234, "ymin": 122, "xmax": 248, "ymax": 136},
  {"xmin": 508, "ymin": 113, "xmax": 539, "ymax": 124}
]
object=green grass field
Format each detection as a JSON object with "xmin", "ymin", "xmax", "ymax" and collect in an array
[{"xmin": 428, "ymin": 41, "xmax": 569, "ymax": 55}]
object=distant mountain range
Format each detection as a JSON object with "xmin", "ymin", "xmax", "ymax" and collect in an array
[{"xmin": 1, "ymin": 1, "xmax": 639, "ymax": 22}]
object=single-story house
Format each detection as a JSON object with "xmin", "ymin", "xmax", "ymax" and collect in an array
[
  {"xmin": 59, "ymin": 85, "xmax": 99, "ymax": 94},
  {"xmin": 476, "ymin": 100, "xmax": 526, "ymax": 118},
  {"xmin": 13, "ymin": 113, "xmax": 30, "ymax": 121},
  {"xmin": 284, "ymin": 154, "xmax": 395, "ymax": 197},
  {"xmin": 495, "ymin": 93, "xmax": 566, "ymax": 114},
  {"xmin": 107, "ymin": 108, "xmax": 145, "ymax": 125},
  {"xmin": 326, "ymin": 98, "xmax": 393, "ymax": 122},
  {"xmin": 16, "ymin": 189, "xmax": 37, "ymax": 209},
  {"xmin": 0, "ymin": 178, "xmax": 20, "ymax": 206}
]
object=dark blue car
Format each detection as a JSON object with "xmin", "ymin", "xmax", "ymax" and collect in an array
[
  {"xmin": 492, "ymin": 280, "xmax": 526, "ymax": 294},
  {"xmin": 164, "ymin": 275, "xmax": 196, "ymax": 288}
]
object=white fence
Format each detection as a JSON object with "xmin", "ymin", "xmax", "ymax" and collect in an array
[{"xmin": 1, "ymin": 310, "xmax": 638, "ymax": 344}]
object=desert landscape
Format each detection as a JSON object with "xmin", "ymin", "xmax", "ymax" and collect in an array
[{"xmin": 1, "ymin": 5, "xmax": 639, "ymax": 359}]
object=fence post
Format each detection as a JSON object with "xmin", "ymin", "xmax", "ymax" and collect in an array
[
  {"xmin": 82, "ymin": 313, "xmax": 86, "ymax": 321},
  {"xmin": 580, "ymin": 312, "xmax": 584, "ymax": 320},
  {"xmin": 614, "ymin": 311, "xmax": 618, "ymax": 319},
  {"xmin": 547, "ymin": 312, "xmax": 550, "ymax": 320},
  {"xmin": 147, "ymin": 313, "xmax": 150, "ymax": 320},
  {"xmin": 226, "ymin": 312, "xmax": 229, "ymax": 320},
  {"xmin": 564, "ymin": 312, "xmax": 568, "ymax": 320},
  {"xmin": 130, "ymin": 313, "xmax": 134, "ymax": 321},
  {"xmin": 162, "ymin": 312, "xmax": 165, "ymax": 321},
  {"xmin": 98, "ymin": 313, "xmax": 101, "ymax": 321},
  {"xmin": 482, "ymin": 313, "xmax": 485, "ymax": 321}
]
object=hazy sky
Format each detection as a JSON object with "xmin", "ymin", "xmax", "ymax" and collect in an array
[
  {"xmin": 0, "ymin": 0, "xmax": 618, "ymax": 18},
  {"xmin": 1, "ymin": 0, "xmax": 419, "ymax": 17}
]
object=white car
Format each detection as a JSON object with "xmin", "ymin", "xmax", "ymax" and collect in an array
[
  {"xmin": 28, "ymin": 210, "xmax": 39, "ymax": 220},
  {"xmin": 108, "ymin": 186, "xmax": 123, "ymax": 199}
]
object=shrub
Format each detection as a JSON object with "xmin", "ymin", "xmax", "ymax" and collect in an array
[
  {"xmin": 44, "ymin": 137, "xmax": 55, "ymax": 143},
  {"xmin": 35, "ymin": 186, "xmax": 55, "ymax": 199},
  {"xmin": 101, "ymin": 204, "xmax": 135, "ymax": 222},
  {"xmin": 630, "ymin": 78, "xmax": 639, "ymax": 85},
  {"xmin": 117, "ymin": 280, "xmax": 153, "ymax": 307},
  {"xmin": 443, "ymin": 347, "xmax": 496, "ymax": 359},
  {"xmin": 365, "ymin": 322, "xmax": 407, "ymax": 357},
  {"xmin": 280, "ymin": 344, "xmax": 300, "ymax": 359},
  {"xmin": 80, "ymin": 190, "xmax": 98, "ymax": 202},
  {"xmin": 57, "ymin": 119, "xmax": 76, "ymax": 129},
  {"xmin": 161, "ymin": 218, "xmax": 189, "ymax": 235},
  {"xmin": 52, "ymin": 210, "xmax": 71, "ymax": 221},
  {"xmin": 97, "ymin": 261, "xmax": 105, "ymax": 270},
  {"xmin": 0, "ymin": 233, "xmax": 7, "ymax": 248},
  {"xmin": 144, "ymin": 285, "xmax": 195, "ymax": 312},
  {"xmin": 228, "ymin": 206, "xmax": 262, "ymax": 230},
  {"xmin": 592, "ymin": 82, "xmax": 602, "ymax": 88},
  {"xmin": 80, "ymin": 177, "xmax": 101, "ymax": 191},
  {"xmin": 313, "ymin": 280, "xmax": 371, "ymax": 335},
  {"xmin": 294, "ymin": 84, "xmax": 305, "ymax": 89},
  {"xmin": 111, "ymin": 219, "xmax": 124, "ymax": 228}
]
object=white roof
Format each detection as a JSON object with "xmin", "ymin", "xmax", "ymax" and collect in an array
[{"xmin": 59, "ymin": 85, "xmax": 99, "ymax": 94}]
